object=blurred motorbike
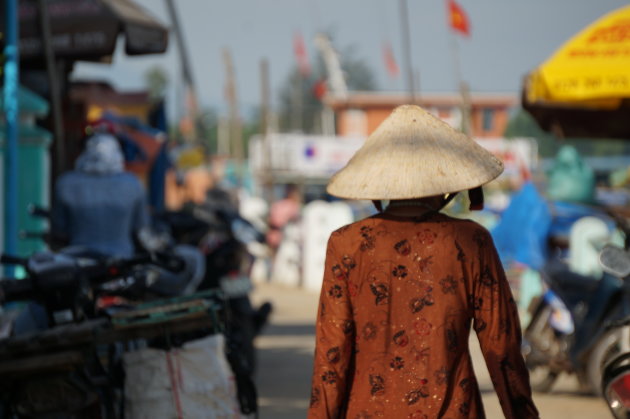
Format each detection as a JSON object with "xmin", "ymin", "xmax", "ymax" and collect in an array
[
  {"xmin": 522, "ymin": 211, "xmax": 630, "ymax": 394},
  {"xmin": 597, "ymin": 244, "xmax": 630, "ymax": 418},
  {"xmin": 0, "ymin": 247, "xmax": 204, "ymax": 418},
  {"xmin": 154, "ymin": 187, "xmax": 272, "ymax": 415}
]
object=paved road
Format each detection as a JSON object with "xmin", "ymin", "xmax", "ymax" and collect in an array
[{"xmin": 251, "ymin": 281, "xmax": 610, "ymax": 419}]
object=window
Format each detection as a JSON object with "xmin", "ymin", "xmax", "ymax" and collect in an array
[{"xmin": 482, "ymin": 108, "xmax": 495, "ymax": 132}]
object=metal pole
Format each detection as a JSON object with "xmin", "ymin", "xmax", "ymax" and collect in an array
[
  {"xmin": 448, "ymin": 28, "xmax": 471, "ymax": 135},
  {"xmin": 165, "ymin": 0, "xmax": 198, "ymax": 140},
  {"xmin": 37, "ymin": 0, "xmax": 66, "ymax": 174},
  {"xmin": 260, "ymin": 58, "xmax": 273, "ymax": 204},
  {"xmin": 222, "ymin": 48, "xmax": 242, "ymax": 160},
  {"xmin": 165, "ymin": 0, "xmax": 195, "ymax": 91},
  {"xmin": 292, "ymin": 72, "xmax": 303, "ymax": 132},
  {"xmin": 399, "ymin": 0, "xmax": 416, "ymax": 102},
  {"xmin": 222, "ymin": 48, "xmax": 243, "ymax": 186},
  {"xmin": 4, "ymin": 0, "xmax": 19, "ymax": 274}
]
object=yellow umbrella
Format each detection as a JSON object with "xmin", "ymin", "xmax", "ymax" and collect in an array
[{"xmin": 526, "ymin": 5, "xmax": 630, "ymax": 108}]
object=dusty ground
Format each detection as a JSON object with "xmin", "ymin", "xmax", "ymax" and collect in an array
[{"xmin": 251, "ymin": 281, "xmax": 610, "ymax": 419}]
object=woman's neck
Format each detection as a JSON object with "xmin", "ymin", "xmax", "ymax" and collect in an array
[{"xmin": 383, "ymin": 199, "xmax": 439, "ymax": 217}]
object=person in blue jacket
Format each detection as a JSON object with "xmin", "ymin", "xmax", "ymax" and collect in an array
[{"xmin": 52, "ymin": 132, "xmax": 149, "ymax": 258}]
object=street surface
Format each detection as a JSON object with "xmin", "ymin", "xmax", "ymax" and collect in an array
[{"xmin": 252, "ymin": 281, "xmax": 610, "ymax": 419}]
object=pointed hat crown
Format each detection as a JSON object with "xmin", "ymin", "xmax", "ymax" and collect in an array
[{"xmin": 327, "ymin": 104, "xmax": 504, "ymax": 200}]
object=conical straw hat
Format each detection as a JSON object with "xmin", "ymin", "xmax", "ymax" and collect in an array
[{"xmin": 327, "ymin": 104, "xmax": 504, "ymax": 200}]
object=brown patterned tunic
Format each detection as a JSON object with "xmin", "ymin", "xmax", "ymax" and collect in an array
[{"xmin": 308, "ymin": 212, "xmax": 539, "ymax": 419}]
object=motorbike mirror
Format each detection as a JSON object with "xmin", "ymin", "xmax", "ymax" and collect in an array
[
  {"xmin": 600, "ymin": 245, "xmax": 630, "ymax": 278},
  {"xmin": 136, "ymin": 227, "xmax": 170, "ymax": 253}
]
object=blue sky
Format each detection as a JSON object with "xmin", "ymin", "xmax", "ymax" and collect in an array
[{"xmin": 72, "ymin": 0, "xmax": 629, "ymax": 121}]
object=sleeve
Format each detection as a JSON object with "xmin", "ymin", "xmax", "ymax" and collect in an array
[
  {"xmin": 472, "ymin": 229, "xmax": 539, "ymax": 419},
  {"xmin": 308, "ymin": 235, "xmax": 354, "ymax": 419}
]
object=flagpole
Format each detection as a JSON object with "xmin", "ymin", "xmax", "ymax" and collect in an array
[
  {"xmin": 399, "ymin": 0, "xmax": 416, "ymax": 103},
  {"xmin": 260, "ymin": 58, "xmax": 274, "ymax": 204},
  {"xmin": 222, "ymin": 48, "xmax": 244, "ymax": 185},
  {"xmin": 166, "ymin": 0, "xmax": 198, "ymax": 142},
  {"xmin": 446, "ymin": 7, "xmax": 471, "ymax": 135},
  {"xmin": 292, "ymin": 32, "xmax": 309, "ymax": 132}
]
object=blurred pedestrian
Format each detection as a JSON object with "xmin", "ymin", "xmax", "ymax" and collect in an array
[
  {"xmin": 52, "ymin": 132, "xmax": 149, "ymax": 258},
  {"xmin": 266, "ymin": 183, "xmax": 301, "ymax": 254},
  {"xmin": 308, "ymin": 105, "xmax": 539, "ymax": 418}
]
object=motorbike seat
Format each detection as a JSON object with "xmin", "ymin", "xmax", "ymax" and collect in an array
[{"xmin": 542, "ymin": 259, "xmax": 601, "ymax": 295}]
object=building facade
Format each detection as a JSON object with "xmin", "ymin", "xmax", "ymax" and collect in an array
[{"xmin": 325, "ymin": 92, "xmax": 518, "ymax": 138}]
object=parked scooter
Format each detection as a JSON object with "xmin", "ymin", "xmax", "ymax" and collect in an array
[
  {"xmin": 596, "ymin": 244, "xmax": 630, "ymax": 418},
  {"xmin": 522, "ymin": 211, "xmax": 630, "ymax": 394},
  {"xmin": 0, "ymin": 246, "xmax": 204, "ymax": 418},
  {"xmin": 154, "ymin": 187, "xmax": 272, "ymax": 415},
  {"xmin": 24, "ymin": 195, "xmax": 266, "ymax": 415}
]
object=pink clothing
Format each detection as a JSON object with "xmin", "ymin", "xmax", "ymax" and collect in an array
[{"xmin": 267, "ymin": 198, "xmax": 300, "ymax": 249}]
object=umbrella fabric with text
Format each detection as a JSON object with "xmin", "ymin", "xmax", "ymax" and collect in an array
[{"xmin": 523, "ymin": 5, "xmax": 630, "ymax": 139}]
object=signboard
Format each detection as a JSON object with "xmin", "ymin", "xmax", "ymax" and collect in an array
[
  {"xmin": 302, "ymin": 200, "xmax": 354, "ymax": 292},
  {"xmin": 476, "ymin": 137, "xmax": 538, "ymax": 183},
  {"xmin": 251, "ymin": 134, "xmax": 537, "ymax": 184},
  {"xmin": 249, "ymin": 134, "xmax": 365, "ymax": 179}
]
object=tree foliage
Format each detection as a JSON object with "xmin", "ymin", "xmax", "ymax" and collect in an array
[
  {"xmin": 504, "ymin": 109, "xmax": 558, "ymax": 158},
  {"xmin": 144, "ymin": 65, "xmax": 169, "ymax": 104},
  {"xmin": 341, "ymin": 44, "xmax": 377, "ymax": 91},
  {"xmin": 504, "ymin": 108, "xmax": 630, "ymax": 158},
  {"xmin": 278, "ymin": 37, "xmax": 378, "ymax": 134}
]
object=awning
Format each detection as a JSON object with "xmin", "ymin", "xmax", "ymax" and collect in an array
[{"xmin": 0, "ymin": 0, "xmax": 169, "ymax": 61}]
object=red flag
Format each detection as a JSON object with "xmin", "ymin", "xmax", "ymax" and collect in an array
[
  {"xmin": 293, "ymin": 32, "xmax": 310, "ymax": 76},
  {"xmin": 382, "ymin": 42, "xmax": 400, "ymax": 79},
  {"xmin": 312, "ymin": 78, "xmax": 327, "ymax": 100},
  {"xmin": 447, "ymin": 0, "xmax": 470, "ymax": 36}
]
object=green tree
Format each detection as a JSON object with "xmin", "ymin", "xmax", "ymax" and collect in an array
[
  {"xmin": 144, "ymin": 65, "xmax": 169, "ymax": 104},
  {"xmin": 197, "ymin": 107, "xmax": 219, "ymax": 153},
  {"xmin": 277, "ymin": 37, "xmax": 378, "ymax": 134},
  {"xmin": 504, "ymin": 109, "xmax": 559, "ymax": 158},
  {"xmin": 505, "ymin": 109, "xmax": 630, "ymax": 158},
  {"xmin": 195, "ymin": 106, "xmax": 261, "ymax": 158},
  {"xmin": 341, "ymin": 44, "xmax": 377, "ymax": 91},
  {"xmin": 278, "ymin": 69, "xmax": 322, "ymax": 134}
]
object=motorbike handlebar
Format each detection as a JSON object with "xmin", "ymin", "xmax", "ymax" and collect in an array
[
  {"xmin": 0, "ymin": 254, "xmax": 29, "ymax": 267},
  {"xmin": 0, "ymin": 278, "xmax": 35, "ymax": 302},
  {"xmin": 103, "ymin": 252, "xmax": 184, "ymax": 274},
  {"xmin": 0, "ymin": 251, "xmax": 186, "ymax": 304}
]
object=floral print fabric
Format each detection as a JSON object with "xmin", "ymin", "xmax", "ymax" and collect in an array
[{"xmin": 308, "ymin": 212, "xmax": 538, "ymax": 419}]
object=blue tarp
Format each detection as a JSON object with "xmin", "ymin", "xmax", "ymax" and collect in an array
[
  {"xmin": 99, "ymin": 111, "xmax": 173, "ymax": 211},
  {"xmin": 491, "ymin": 182, "xmax": 613, "ymax": 270},
  {"xmin": 491, "ymin": 182, "xmax": 552, "ymax": 270},
  {"xmin": 547, "ymin": 200, "xmax": 609, "ymax": 238}
]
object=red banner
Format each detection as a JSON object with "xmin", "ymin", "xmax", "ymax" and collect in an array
[
  {"xmin": 448, "ymin": 0, "xmax": 470, "ymax": 37},
  {"xmin": 293, "ymin": 32, "xmax": 310, "ymax": 76},
  {"xmin": 383, "ymin": 42, "xmax": 400, "ymax": 78}
]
